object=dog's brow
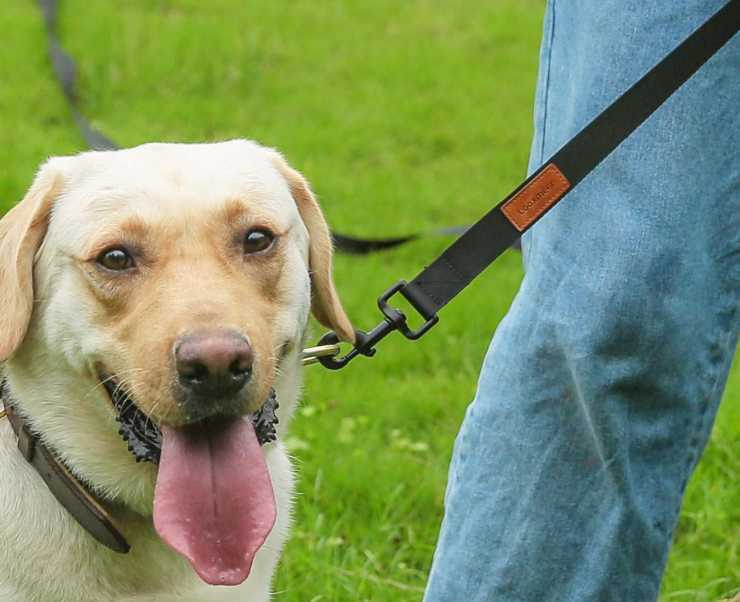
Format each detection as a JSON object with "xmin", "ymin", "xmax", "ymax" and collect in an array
[
  {"xmin": 117, "ymin": 216, "xmax": 149, "ymax": 238},
  {"xmin": 221, "ymin": 198, "xmax": 250, "ymax": 222},
  {"xmin": 78, "ymin": 216, "xmax": 150, "ymax": 260},
  {"xmin": 217, "ymin": 198, "xmax": 287, "ymax": 232},
  {"xmin": 219, "ymin": 198, "xmax": 276, "ymax": 225}
]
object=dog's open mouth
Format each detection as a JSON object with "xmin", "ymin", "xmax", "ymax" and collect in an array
[
  {"xmin": 100, "ymin": 372, "xmax": 279, "ymax": 586},
  {"xmin": 100, "ymin": 374, "xmax": 279, "ymax": 464}
]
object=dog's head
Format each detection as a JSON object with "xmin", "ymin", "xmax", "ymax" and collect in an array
[
  {"xmin": 1, "ymin": 140, "xmax": 352, "ymax": 420},
  {"xmin": 0, "ymin": 140, "xmax": 353, "ymax": 583}
]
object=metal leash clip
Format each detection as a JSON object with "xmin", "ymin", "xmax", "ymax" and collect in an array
[
  {"xmin": 301, "ymin": 343, "xmax": 342, "ymax": 367},
  {"xmin": 314, "ymin": 279, "xmax": 439, "ymax": 370}
]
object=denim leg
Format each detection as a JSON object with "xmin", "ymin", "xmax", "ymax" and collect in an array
[{"xmin": 424, "ymin": 2, "xmax": 739, "ymax": 601}]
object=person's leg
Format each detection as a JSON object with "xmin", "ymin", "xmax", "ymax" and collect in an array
[{"xmin": 424, "ymin": 1, "xmax": 739, "ymax": 600}]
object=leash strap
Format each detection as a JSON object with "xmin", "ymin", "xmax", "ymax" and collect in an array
[{"xmin": 318, "ymin": 0, "xmax": 740, "ymax": 369}]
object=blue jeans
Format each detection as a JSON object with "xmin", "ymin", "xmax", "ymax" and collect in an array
[{"xmin": 424, "ymin": 2, "xmax": 739, "ymax": 601}]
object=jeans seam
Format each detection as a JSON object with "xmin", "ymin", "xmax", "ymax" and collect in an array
[
  {"xmin": 447, "ymin": 402, "xmax": 471, "ymax": 503},
  {"xmin": 669, "ymin": 304, "xmax": 736, "ymax": 540},
  {"xmin": 538, "ymin": 0, "xmax": 556, "ymax": 165}
]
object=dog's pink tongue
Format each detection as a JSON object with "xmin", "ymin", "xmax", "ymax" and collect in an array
[{"xmin": 153, "ymin": 417, "xmax": 276, "ymax": 586}]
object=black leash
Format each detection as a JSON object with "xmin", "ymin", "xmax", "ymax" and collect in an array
[
  {"xmin": 316, "ymin": 0, "xmax": 740, "ymax": 369},
  {"xmin": 331, "ymin": 226, "xmax": 471, "ymax": 255},
  {"xmin": 37, "ymin": 0, "xmax": 473, "ymax": 255}
]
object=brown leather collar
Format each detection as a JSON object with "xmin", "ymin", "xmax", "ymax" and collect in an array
[{"xmin": 2, "ymin": 394, "xmax": 130, "ymax": 553}]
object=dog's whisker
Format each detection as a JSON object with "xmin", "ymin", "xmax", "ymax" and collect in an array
[
  {"xmin": 145, "ymin": 399, "xmax": 164, "ymax": 431},
  {"xmin": 85, "ymin": 367, "xmax": 150, "ymax": 399}
]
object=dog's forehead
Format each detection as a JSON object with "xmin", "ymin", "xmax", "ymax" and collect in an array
[{"xmin": 52, "ymin": 141, "xmax": 300, "ymax": 228}]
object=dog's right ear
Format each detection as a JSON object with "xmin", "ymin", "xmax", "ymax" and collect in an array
[
  {"xmin": 0, "ymin": 161, "xmax": 63, "ymax": 361},
  {"xmin": 268, "ymin": 150, "xmax": 355, "ymax": 344}
]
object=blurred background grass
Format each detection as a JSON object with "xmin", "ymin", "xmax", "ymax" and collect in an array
[{"xmin": 1, "ymin": 1, "xmax": 737, "ymax": 600}]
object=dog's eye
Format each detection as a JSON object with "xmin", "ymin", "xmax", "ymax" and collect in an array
[
  {"xmin": 243, "ymin": 229, "xmax": 274, "ymax": 254},
  {"xmin": 97, "ymin": 248, "xmax": 135, "ymax": 271}
]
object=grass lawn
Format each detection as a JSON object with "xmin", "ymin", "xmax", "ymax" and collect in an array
[{"xmin": 2, "ymin": 1, "xmax": 738, "ymax": 600}]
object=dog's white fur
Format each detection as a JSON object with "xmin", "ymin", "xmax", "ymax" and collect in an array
[{"xmin": 0, "ymin": 141, "xmax": 353, "ymax": 601}]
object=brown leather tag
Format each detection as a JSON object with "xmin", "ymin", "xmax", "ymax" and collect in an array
[{"xmin": 501, "ymin": 163, "xmax": 570, "ymax": 231}]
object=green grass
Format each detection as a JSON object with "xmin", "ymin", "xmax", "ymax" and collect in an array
[{"xmin": 2, "ymin": 1, "xmax": 738, "ymax": 600}]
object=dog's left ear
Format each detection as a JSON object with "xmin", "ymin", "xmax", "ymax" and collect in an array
[
  {"xmin": 0, "ymin": 161, "xmax": 63, "ymax": 361},
  {"xmin": 270, "ymin": 152, "xmax": 355, "ymax": 344}
]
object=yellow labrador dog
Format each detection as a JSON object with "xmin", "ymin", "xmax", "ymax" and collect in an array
[{"xmin": 0, "ymin": 140, "xmax": 354, "ymax": 601}]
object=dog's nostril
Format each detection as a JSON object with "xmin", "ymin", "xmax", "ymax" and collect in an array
[
  {"xmin": 180, "ymin": 361, "xmax": 209, "ymax": 384},
  {"xmin": 229, "ymin": 357, "xmax": 251, "ymax": 378}
]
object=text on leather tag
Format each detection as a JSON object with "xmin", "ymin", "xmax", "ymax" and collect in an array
[{"xmin": 501, "ymin": 163, "xmax": 570, "ymax": 231}]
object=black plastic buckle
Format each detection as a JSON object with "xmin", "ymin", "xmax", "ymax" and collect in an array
[{"xmin": 317, "ymin": 280, "xmax": 439, "ymax": 370}]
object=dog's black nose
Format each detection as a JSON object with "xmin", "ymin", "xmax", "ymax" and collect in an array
[{"xmin": 175, "ymin": 329, "xmax": 253, "ymax": 398}]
